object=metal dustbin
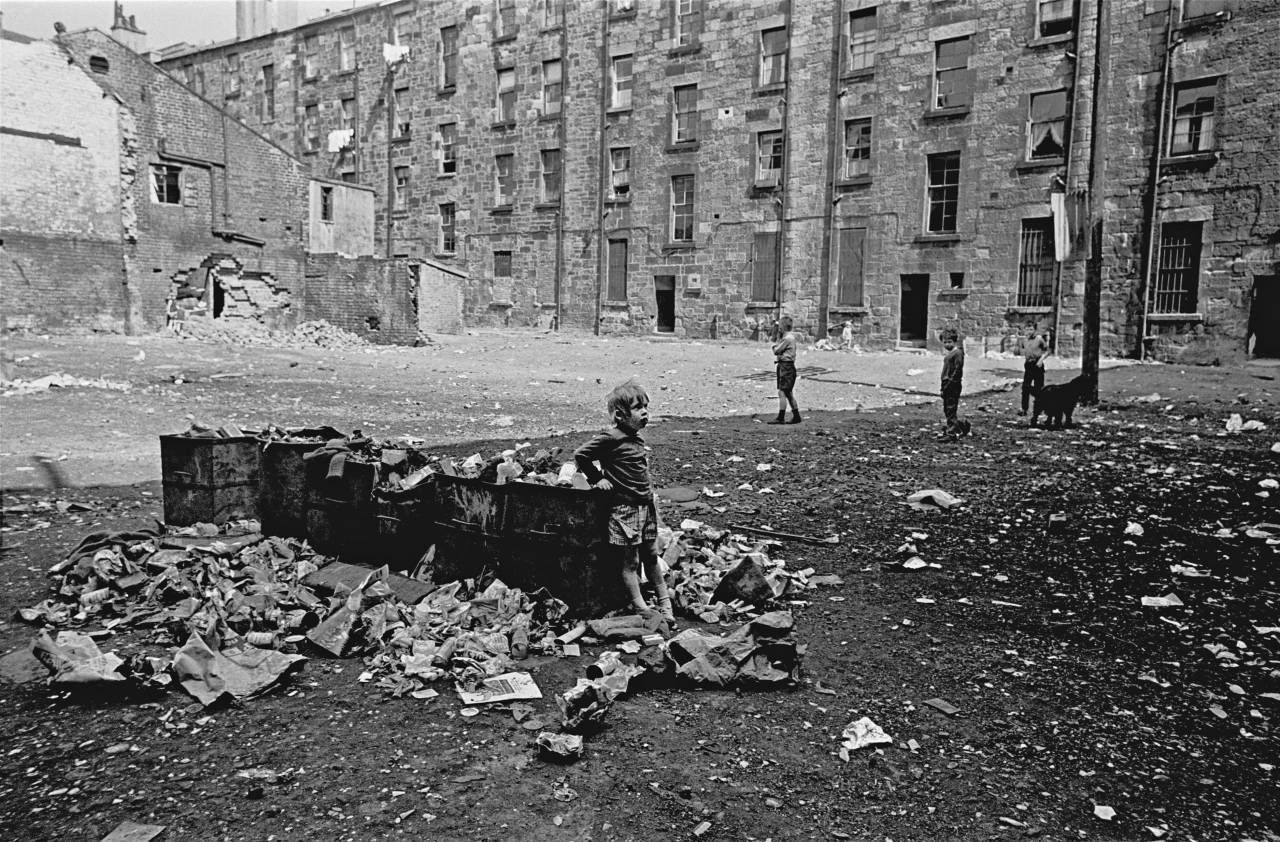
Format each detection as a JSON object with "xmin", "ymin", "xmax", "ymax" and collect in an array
[
  {"xmin": 160, "ymin": 434, "xmax": 260, "ymax": 526},
  {"xmin": 258, "ymin": 440, "xmax": 315, "ymax": 538},
  {"xmin": 304, "ymin": 453, "xmax": 378, "ymax": 563},
  {"xmin": 424, "ymin": 474, "xmax": 509, "ymax": 581},
  {"xmin": 374, "ymin": 481, "xmax": 436, "ymax": 573}
]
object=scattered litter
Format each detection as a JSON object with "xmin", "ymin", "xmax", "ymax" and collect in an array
[
  {"xmin": 1140, "ymin": 594, "xmax": 1184, "ymax": 608},
  {"xmin": 902, "ymin": 557, "xmax": 927, "ymax": 570},
  {"xmin": 172, "ymin": 635, "xmax": 306, "ymax": 707},
  {"xmin": 906, "ymin": 489, "xmax": 964, "ymax": 511},
  {"xmin": 31, "ymin": 631, "xmax": 127, "ymax": 685},
  {"xmin": 2, "ymin": 372, "xmax": 132, "ymax": 397},
  {"xmin": 455, "ymin": 672, "xmax": 542, "ymax": 705},
  {"xmin": 100, "ymin": 822, "xmax": 165, "ymax": 842},
  {"xmin": 693, "ymin": 820, "xmax": 712, "ymax": 837},
  {"xmin": 1093, "ymin": 805, "xmax": 1116, "ymax": 821},
  {"xmin": 235, "ymin": 767, "xmax": 295, "ymax": 785},
  {"xmin": 1124, "ymin": 521, "xmax": 1145, "ymax": 537},
  {"xmin": 923, "ymin": 697, "xmax": 960, "ymax": 716},
  {"xmin": 838, "ymin": 717, "xmax": 893, "ymax": 759},
  {"xmin": 459, "ymin": 707, "xmax": 480, "ymax": 717}
]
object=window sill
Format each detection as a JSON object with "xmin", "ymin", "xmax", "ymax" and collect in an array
[
  {"xmin": 665, "ymin": 142, "xmax": 700, "ymax": 154},
  {"xmin": 606, "ymin": 196, "xmax": 631, "ymax": 204},
  {"xmin": 302, "ymin": 75, "xmax": 319, "ymax": 84},
  {"xmin": 837, "ymin": 175, "xmax": 872, "ymax": 188},
  {"xmin": 391, "ymin": 135, "xmax": 412, "ymax": 145},
  {"xmin": 937, "ymin": 289, "xmax": 970, "ymax": 298},
  {"xmin": 746, "ymin": 301, "xmax": 778, "ymax": 309},
  {"xmin": 829, "ymin": 306, "xmax": 867, "ymax": 315},
  {"xmin": 841, "ymin": 69, "xmax": 875, "ymax": 83},
  {"xmin": 668, "ymin": 43, "xmax": 702, "ymax": 57},
  {"xmin": 438, "ymin": 85, "xmax": 457, "ymax": 96},
  {"xmin": 663, "ymin": 241, "xmax": 696, "ymax": 252},
  {"xmin": 1008, "ymin": 305, "xmax": 1052, "ymax": 315},
  {"xmin": 438, "ymin": 172, "xmax": 457, "ymax": 180},
  {"xmin": 535, "ymin": 202, "xmax": 561, "ymax": 211},
  {"xmin": 538, "ymin": 113, "xmax": 562, "ymax": 123},
  {"xmin": 751, "ymin": 180, "xmax": 781, "ymax": 193},
  {"xmin": 493, "ymin": 33, "xmax": 518, "ymax": 44},
  {"xmin": 224, "ymin": 91, "xmax": 241, "ymax": 100},
  {"xmin": 1027, "ymin": 32, "xmax": 1074, "ymax": 49},
  {"xmin": 335, "ymin": 69, "xmax": 356, "ymax": 79},
  {"xmin": 433, "ymin": 252, "xmax": 456, "ymax": 260},
  {"xmin": 755, "ymin": 83, "xmax": 786, "ymax": 97},
  {"xmin": 607, "ymin": 105, "xmax": 633, "ymax": 116},
  {"xmin": 603, "ymin": 299, "xmax": 630, "ymax": 308},
  {"xmin": 1015, "ymin": 157, "xmax": 1065, "ymax": 172},
  {"xmin": 541, "ymin": 25, "xmax": 563, "ymax": 35},
  {"xmin": 923, "ymin": 105, "xmax": 971, "ymax": 120},
  {"xmin": 491, "ymin": 121, "xmax": 517, "ymax": 131},
  {"xmin": 490, "ymin": 205, "xmax": 514, "ymax": 215},
  {"xmin": 303, "ymin": 149, "xmax": 319, "ymax": 156},
  {"xmin": 1161, "ymin": 151, "xmax": 1219, "ymax": 170},
  {"xmin": 391, "ymin": 211, "xmax": 409, "ymax": 219},
  {"xmin": 608, "ymin": 11, "xmax": 637, "ymax": 22},
  {"xmin": 1178, "ymin": 12, "xmax": 1231, "ymax": 32},
  {"xmin": 489, "ymin": 300, "xmax": 515, "ymax": 309},
  {"xmin": 914, "ymin": 233, "xmax": 965, "ymax": 244},
  {"xmin": 1147, "ymin": 312, "xmax": 1203, "ymax": 323}
]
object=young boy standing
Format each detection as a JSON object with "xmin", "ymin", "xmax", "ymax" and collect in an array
[
  {"xmin": 1018, "ymin": 324, "xmax": 1050, "ymax": 417},
  {"xmin": 574, "ymin": 381, "xmax": 674, "ymax": 620},
  {"xmin": 940, "ymin": 327, "xmax": 965, "ymax": 436},
  {"xmin": 769, "ymin": 315, "xmax": 802, "ymax": 424}
]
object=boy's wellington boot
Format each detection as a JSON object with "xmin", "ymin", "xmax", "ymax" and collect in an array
[
  {"xmin": 767, "ymin": 412, "xmax": 787, "ymax": 425},
  {"xmin": 787, "ymin": 412, "xmax": 802, "ymax": 424}
]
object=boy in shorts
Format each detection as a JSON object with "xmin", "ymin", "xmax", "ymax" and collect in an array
[
  {"xmin": 574, "ymin": 381, "xmax": 674, "ymax": 620},
  {"xmin": 769, "ymin": 315, "xmax": 802, "ymax": 424}
]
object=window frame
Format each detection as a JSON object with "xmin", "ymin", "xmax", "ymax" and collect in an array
[
  {"xmin": 225, "ymin": 52, "xmax": 241, "ymax": 95},
  {"xmin": 339, "ymin": 27, "xmax": 356, "ymax": 72},
  {"xmin": 1152, "ymin": 221, "xmax": 1202, "ymax": 314},
  {"xmin": 542, "ymin": 59, "xmax": 563, "ymax": 117},
  {"xmin": 150, "ymin": 164, "xmax": 182, "ymax": 205},
  {"xmin": 842, "ymin": 117, "xmax": 872, "ymax": 179},
  {"xmin": 495, "ymin": 153, "xmax": 515, "ymax": 206},
  {"xmin": 755, "ymin": 130, "xmax": 784, "ymax": 186},
  {"xmin": 496, "ymin": 67, "xmax": 517, "ymax": 124},
  {"xmin": 393, "ymin": 12, "xmax": 413, "ymax": 46},
  {"xmin": 393, "ymin": 165, "xmax": 410, "ymax": 210},
  {"xmin": 1026, "ymin": 88, "xmax": 1069, "ymax": 161},
  {"xmin": 847, "ymin": 8, "xmax": 877, "ymax": 74},
  {"xmin": 932, "ymin": 36, "xmax": 973, "ymax": 111},
  {"xmin": 439, "ymin": 26, "xmax": 458, "ymax": 89},
  {"xmin": 609, "ymin": 146, "xmax": 631, "ymax": 199},
  {"xmin": 394, "ymin": 86, "xmax": 411, "ymax": 138},
  {"xmin": 751, "ymin": 230, "xmax": 780, "ymax": 302},
  {"xmin": 758, "ymin": 27, "xmax": 787, "ymax": 88},
  {"xmin": 320, "ymin": 185, "xmax": 334, "ymax": 222},
  {"xmin": 1036, "ymin": 0, "xmax": 1074, "ymax": 38},
  {"xmin": 540, "ymin": 148, "xmax": 561, "ymax": 204},
  {"xmin": 439, "ymin": 122, "xmax": 458, "ymax": 175},
  {"xmin": 542, "ymin": 0, "xmax": 564, "ymax": 29},
  {"xmin": 670, "ymin": 174, "xmax": 695, "ymax": 243},
  {"xmin": 439, "ymin": 202, "xmax": 457, "ymax": 253},
  {"xmin": 1169, "ymin": 78, "xmax": 1217, "ymax": 156},
  {"xmin": 303, "ymin": 35, "xmax": 319, "ymax": 79},
  {"xmin": 925, "ymin": 151, "xmax": 961, "ymax": 234},
  {"xmin": 261, "ymin": 64, "xmax": 275, "ymax": 121},
  {"xmin": 673, "ymin": 0, "xmax": 701, "ymax": 48},
  {"xmin": 493, "ymin": 249, "xmax": 513, "ymax": 278},
  {"xmin": 672, "ymin": 84, "xmax": 698, "ymax": 145},
  {"xmin": 610, "ymin": 54, "xmax": 634, "ymax": 110},
  {"xmin": 1016, "ymin": 217, "xmax": 1056, "ymax": 307},
  {"xmin": 340, "ymin": 97, "xmax": 355, "ymax": 132},
  {"xmin": 496, "ymin": 0, "xmax": 518, "ymax": 39},
  {"xmin": 303, "ymin": 103, "xmax": 320, "ymax": 151},
  {"xmin": 836, "ymin": 226, "xmax": 866, "ymax": 307}
]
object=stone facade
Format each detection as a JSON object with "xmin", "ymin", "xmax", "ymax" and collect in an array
[{"xmin": 159, "ymin": 0, "xmax": 1280, "ymax": 360}]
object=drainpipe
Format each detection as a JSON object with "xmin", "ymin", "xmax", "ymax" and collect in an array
[
  {"xmin": 384, "ymin": 67, "xmax": 395, "ymax": 258},
  {"xmin": 1049, "ymin": 0, "xmax": 1086, "ymax": 354},
  {"xmin": 552, "ymin": 7, "xmax": 570, "ymax": 331},
  {"xmin": 1138, "ymin": 9, "xmax": 1179, "ymax": 360},
  {"xmin": 594, "ymin": 8, "xmax": 611, "ymax": 336},
  {"xmin": 816, "ymin": 0, "xmax": 843, "ymax": 342},
  {"xmin": 774, "ymin": 0, "xmax": 794, "ymax": 325},
  {"xmin": 353, "ymin": 33, "xmax": 361, "ymax": 181}
]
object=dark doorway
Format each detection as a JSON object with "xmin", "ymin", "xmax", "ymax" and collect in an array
[
  {"xmin": 212, "ymin": 277, "xmax": 226, "ymax": 318},
  {"xmin": 899, "ymin": 273, "xmax": 929, "ymax": 345},
  {"xmin": 1250, "ymin": 274, "xmax": 1280, "ymax": 357},
  {"xmin": 654, "ymin": 275, "xmax": 675, "ymax": 333}
]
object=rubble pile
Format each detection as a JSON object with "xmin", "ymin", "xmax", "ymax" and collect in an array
[
  {"xmin": 2, "ymin": 372, "xmax": 133, "ymax": 397},
  {"xmin": 171, "ymin": 318, "xmax": 368, "ymax": 350}
]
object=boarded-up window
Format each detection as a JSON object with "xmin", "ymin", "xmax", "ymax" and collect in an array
[
  {"xmin": 752, "ymin": 231, "xmax": 779, "ymax": 302},
  {"xmin": 933, "ymin": 36, "xmax": 973, "ymax": 109},
  {"xmin": 607, "ymin": 239, "xmax": 628, "ymax": 300},
  {"xmin": 837, "ymin": 227, "xmax": 865, "ymax": 306}
]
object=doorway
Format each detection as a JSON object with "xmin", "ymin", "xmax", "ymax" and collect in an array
[
  {"xmin": 899, "ymin": 273, "xmax": 929, "ymax": 346},
  {"xmin": 654, "ymin": 275, "xmax": 675, "ymax": 333},
  {"xmin": 211, "ymin": 272, "xmax": 226, "ymax": 318},
  {"xmin": 1250, "ymin": 275, "xmax": 1280, "ymax": 357}
]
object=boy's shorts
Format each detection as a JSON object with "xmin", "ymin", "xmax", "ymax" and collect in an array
[
  {"xmin": 776, "ymin": 361, "xmax": 797, "ymax": 391},
  {"xmin": 608, "ymin": 498, "xmax": 659, "ymax": 547}
]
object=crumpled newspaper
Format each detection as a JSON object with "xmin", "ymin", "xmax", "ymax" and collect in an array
[{"xmin": 839, "ymin": 717, "xmax": 893, "ymax": 760}]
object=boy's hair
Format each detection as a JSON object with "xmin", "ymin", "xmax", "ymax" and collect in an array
[
  {"xmin": 941, "ymin": 328, "xmax": 959, "ymax": 342},
  {"xmin": 779, "ymin": 315, "xmax": 794, "ymax": 330},
  {"xmin": 606, "ymin": 380, "xmax": 649, "ymax": 418}
]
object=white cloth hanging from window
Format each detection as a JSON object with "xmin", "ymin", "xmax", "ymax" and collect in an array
[{"xmin": 1050, "ymin": 191, "xmax": 1070, "ymax": 262}]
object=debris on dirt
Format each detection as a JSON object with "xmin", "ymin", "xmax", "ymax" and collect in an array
[
  {"xmin": 172, "ymin": 317, "xmax": 369, "ymax": 350},
  {"xmin": 666, "ymin": 611, "xmax": 800, "ymax": 686},
  {"xmin": 692, "ymin": 820, "xmax": 713, "ymax": 837},
  {"xmin": 838, "ymin": 717, "xmax": 893, "ymax": 759},
  {"xmin": 537, "ymin": 732, "xmax": 584, "ymax": 761},
  {"xmin": 1140, "ymin": 593, "xmax": 1184, "ymax": 608},
  {"xmin": 455, "ymin": 671, "xmax": 542, "ymax": 705},
  {"xmin": 557, "ymin": 661, "xmax": 646, "ymax": 731},
  {"xmin": 1124, "ymin": 521, "xmax": 1145, "ymax": 536},
  {"xmin": 2, "ymin": 372, "xmax": 133, "ymax": 397},
  {"xmin": 100, "ymin": 821, "xmax": 166, "ymax": 842},
  {"xmin": 172, "ymin": 635, "xmax": 306, "ymax": 707},
  {"xmin": 31, "ymin": 631, "xmax": 127, "ymax": 685},
  {"xmin": 727, "ymin": 522, "xmax": 840, "ymax": 545},
  {"xmin": 923, "ymin": 697, "xmax": 960, "ymax": 716},
  {"xmin": 234, "ymin": 767, "xmax": 296, "ymax": 785},
  {"xmin": 1093, "ymin": 805, "xmax": 1116, "ymax": 821},
  {"xmin": 905, "ymin": 488, "xmax": 964, "ymax": 511}
]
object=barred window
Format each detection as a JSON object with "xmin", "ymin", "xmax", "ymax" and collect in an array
[
  {"xmin": 1017, "ymin": 218, "xmax": 1055, "ymax": 307},
  {"xmin": 1152, "ymin": 222, "xmax": 1201, "ymax": 314}
]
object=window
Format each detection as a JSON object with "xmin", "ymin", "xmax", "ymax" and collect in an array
[
  {"xmin": 1027, "ymin": 89, "xmax": 1068, "ymax": 160},
  {"xmin": 339, "ymin": 28, "xmax": 355, "ymax": 72},
  {"xmin": 496, "ymin": 67, "xmax": 516, "ymax": 123},
  {"xmin": 674, "ymin": 0, "xmax": 700, "ymax": 47},
  {"xmin": 611, "ymin": 0, "xmax": 635, "ymax": 15},
  {"xmin": 340, "ymin": 171, "xmax": 357, "ymax": 184},
  {"xmin": 925, "ymin": 152, "xmax": 960, "ymax": 234},
  {"xmin": 1170, "ymin": 80, "xmax": 1216, "ymax": 155},
  {"xmin": 542, "ymin": 0, "xmax": 563, "ymax": 28},
  {"xmin": 262, "ymin": 64, "xmax": 275, "ymax": 121},
  {"xmin": 194, "ymin": 67, "xmax": 205, "ymax": 96},
  {"xmin": 394, "ymin": 12, "xmax": 412, "ymax": 46},
  {"xmin": 320, "ymin": 185, "xmax": 334, "ymax": 222},
  {"xmin": 497, "ymin": 0, "xmax": 517, "ymax": 38},
  {"xmin": 751, "ymin": 231, "xmax": 779, "ymax": 301},
  {"xmin": 847, "ymin": 8, "xmax": 876, "ymax": 73},
  {"xmin": 933, "ymin": 36, "xmax": 973, "ymax": 110},
  {"xmin": 1181, "ymin": 0, "xmax": 1231, "ymax": 20},
  {"xmin": 89, "ymin": 55, "xmax": 109, "ymax": 74},
  {"xmin": 607, "ymin": 239, "xmax": 628, "ymax": 300},
  {"xmin": 672, "ymin": 84, "xmax": 697, "ymax": 144},
  {"xmin": 843, "ymin": 118, "xmax": 872, "ymax": 178},
  {"xmin": 394, "ymin": 166, "xmax": 410, "ymax": 209},
  {"xmin": 225, "ymin": 53, "xmax": 241, "ymax": 95},
  {"xmin": 755, "ymin": 131, "xmax": 783, "ymax": 186},
  {"xmin": 340, "ymin": 97, "xmax": 355, "ymax": 131},
  {"xmin": 837, "ymin": 227, "xmax": 866, "ymax": 306},
  {"xmin": 439, "ymin": 203, "xmax": 456, "ymax": 253},
  {"xmin": 610, "ymin": 55, "xmax": 633, "ymax": 109},
  {"xmin": 950, "ymin": 271, "xmax": 965, "ymax": 289},
  {"xmin": 759, "ymin": 27, "xmax": 787, "ymax": 87},
  {"xmin": 440, "ymin": 26, "xmax": 458, "ymax": 88},
  {"xmin": 1153, "ymin": 222, "xmax": 1201, "ymax": 313},
  {"xmin": 670, "ymin": 175, "xmax": 695, "ymax": 242},
  {"xmin": 540, "ymin": 149, "xmax": 561, "ymax": 203},
  {"xmin": 304, "ymin": 104, "xmax": 320, "ymax": 151},
  {"xmin": 440, "ymin": 123, "xmax": 457, "ymax": 175},
  {"xmin": 609, "ymin": 147, "xmax": 631, "ymax": 199},
  {"xmin": 1037, "ymin": 0, "xmax": 1073, "ymax": 37},
  {"xmin": 494, "ymin": 250, "xmax": 513, "ymax": 277},
  {"xmin": 303, "ymin": 35, "xmax": 319, "ymax": 78},
  {"xmin": 495, "ymin": 153, "xmax": 515, "ymax": 205},
  {"xmin": 180, "ymin": 64, "xmax": 193, "ymax": 86},
  {"xmin": 394, "ymin": 86, "xmax": 411, "ymax": 138},
  {"xmin": 150, "ymin": 164, "xmax": 182, "ymax": 204},
  {"xmin": 542, "ymin": 59, "xmax": 562, "ymax": 117},
  {"xmin": 1017, "ymin": 218, "xmax": 1055, "ymax": 306}
]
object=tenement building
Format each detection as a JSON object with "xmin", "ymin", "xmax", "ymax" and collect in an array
[{"xmin": 159, "ymin": 0, "xmax": 1279, "ymax": 360}]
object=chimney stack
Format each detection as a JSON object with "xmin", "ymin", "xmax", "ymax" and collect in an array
[
  {"xmin": 236, "ymin": 0, "xmax": 300, "ymax": 41},
  {"xmin": 109, "ymin": 1, "xmax": 146, "ymax": 52}
]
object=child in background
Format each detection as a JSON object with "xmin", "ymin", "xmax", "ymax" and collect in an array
[
  {"xmin": 769, "ymin": 315, "xmax": 802, "ymax": 424},
  {"xmin": 574, "ymin": 381, "xmax": 674, "ymax": 620},
  {"xmin": 940, "ymin": 327, "xmax": 966, "ymax": 437},
  {"xmin": 1018, "ymin": 323, "xmax": 1050, "ymax": 417},
  {"xmin": 840, "ymin": 320, "xmax": 854, "ymax": 350}
]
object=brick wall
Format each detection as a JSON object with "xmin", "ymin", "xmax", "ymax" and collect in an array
[{"xmin": 304, "ymin": 254, "xmax": 417, "ymax": 344}]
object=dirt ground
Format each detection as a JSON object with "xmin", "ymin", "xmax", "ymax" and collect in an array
[{"xmin": 1, "ymin": 331, "xmax": 1278, "ymax": 842}]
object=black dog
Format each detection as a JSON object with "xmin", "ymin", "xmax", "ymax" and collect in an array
[{"xmin": 1031, "ymin": 375, "xmax": 1087, "ymax": 429}]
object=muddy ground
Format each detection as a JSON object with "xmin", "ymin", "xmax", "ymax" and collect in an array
[{"xmin": 1, "ymin": 333, "xmax": 1278, "ymax": 841}]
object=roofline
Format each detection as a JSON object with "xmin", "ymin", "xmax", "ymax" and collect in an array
[
  {"xmin": 310, "ymin": 176, "xmax": 376, "ymax": 194},
  {"xmin": 156, "ymin": 0, "xmax": 413, "ymax": 63}
]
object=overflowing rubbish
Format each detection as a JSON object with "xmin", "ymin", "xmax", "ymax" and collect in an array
[{"xmin": 838, "ymin": 717, "xmax": 893, "ymax": 759}]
